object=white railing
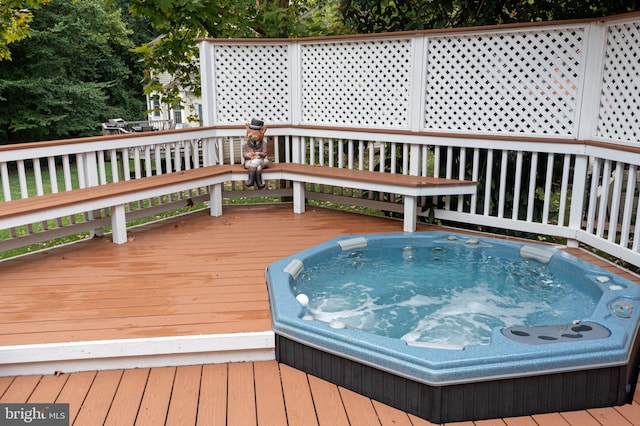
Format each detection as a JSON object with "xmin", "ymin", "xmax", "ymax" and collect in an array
[
  {"xmin": 1, "ymin": 13, "xmax": 639, "ymax": 267},
  {"xmin": 2, "ymin": 127, "xmax": 640, "ymax": 267}
]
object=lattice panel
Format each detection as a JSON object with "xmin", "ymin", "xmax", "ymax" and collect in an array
[
  {"xmin": 301, "ymin": 39, "xmax": 413, "ymax": 128},
  {"xmin": 425, "ymin": 29, "xmax": 585, "ymax": 135},
  {"xmin": 213, "ymin": 44, "xmax": 290, "ymax": 124},
  {"xmin": 596, "ymin": 22, "xmax": 640, "ymax": 143}
]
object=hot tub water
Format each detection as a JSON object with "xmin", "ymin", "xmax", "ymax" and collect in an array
[{"xmin": 292, "ymin": 238, "xmax": 601, "ymax": 348}]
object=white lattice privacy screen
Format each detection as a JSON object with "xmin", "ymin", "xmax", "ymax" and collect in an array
[
  {"xmin": 300, "ymin": 38, "xmax": 413, "ymax": 128},
  {"xmin": 424, "ymin": 28, "xmax": 584, "ymax": 135},
  {"xmin": 212, "ymin": 44, "xmax": 291, "ymax": 124},
  {"xmin": 200, "ymin": 14, "xmax": 640, "ymax": 143},
  {"xmin": 597, "ymin": 21, "xmax": 640, "ymax": 143}
]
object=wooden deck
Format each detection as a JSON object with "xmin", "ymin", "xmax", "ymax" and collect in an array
[
  {"xmin": 2, "ymin": 360, "xmax": 640, "ymax": 426},
  {"xmin": 1, "ymin": 204, "xmax": 428, "ymax": 346},
  {"xmin": 2, "ymin": 204, "xmax": 640, "ymax": 425}
]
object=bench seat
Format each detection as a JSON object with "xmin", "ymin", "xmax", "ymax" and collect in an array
[
  {"xmin": 0, "ymin": 164, "xmax": 477, "ymax": 244},
  {"xmin": 263, "ymin": 163, "xmax": 477, "ymax": 232}
]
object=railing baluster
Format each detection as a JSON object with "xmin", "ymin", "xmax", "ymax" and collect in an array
[
  {"xmin": 444, "ymin": 146, "xmax": 454, "ymax": 210},
  {"xmin": 97, "ymin": 151, "xmax": 107, "ymax": 185},
  {"xmin": 542, "ymin": 153, "xmax": 554, "ymax": 225},
  {"xmin": 17, "ymin": 160, "xmax": 28, "ymax": 199},
  {"xmin": 33, "ymin": 158, "xmax": 44, "ymax": 196},
  {"xmin": 607, "ymin": 162, "xmax": 625, "ymax": 243},
  {"xmin": 390, "ymin": 143, "xmax": 397, "ymax": 174},
  {"xmin": 620, "ymin": 164, "xmax": 637, "ymax": 248},
  {"xmin": 497, "ymin": 150, "xmax": 508, "ymax": 218},
  {"xmin": 358, "ymin": 141, "xmax": 365, "ymax": 171},
  {"xmin": 144, "ymin": 146, "xmax": 152, "ymax": 177},
  {"xmin": 328, "ymin": 139, "xmax": 334, "ymax": 168},
  {"xmin": 471, "ymin": 148, "xmax": 479, "ymax": 214},
  {"xmin": 512, "ymin": 151, "xmax": 523, "ymax": 220},
  {"xmin": 526, "ymin": 152, "xmax": 538, "ymax": 222},
  {"xmin": 47, "ymin": 157, "xmax": 58, "ymax": 194},
  {"xmin": 133, "ymin": 147, "xmax": 142, "ymax": 179},
  {"xmin": 122, "ymin": 149, "xmax": 131, "ymax": 181},
  {"xmin": 585, "ymin": 157, "xmax": 601, "ymax": 234},
  {"xmin": 154, "ymin": 145, "xmax": 163, "ymax": 175},
  {"xmin": 557, "ymin": 154, "xmax": 571, "ymax": 227},
  {"xmin": 483, "ymin": 149, "xmax": 493, "ymax": 216},
  {"xmin": 596, "ymin": 160, "xmax": 612, "ymax": 239},
  {"xmin": 110, "ymin": 150, "xmax": 120, "ymax": 183},
  {"xmin": 1, "ymin": 162, "xmax": 11, "ymax": 201},
  {"xmin": 402, "ymin": 144, "xmax": 409, "ymax": 175}
]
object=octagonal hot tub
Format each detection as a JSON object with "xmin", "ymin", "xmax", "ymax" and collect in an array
[{"xmin": 265, "ymin": 231, "xmax": 640, "ymax": 423}]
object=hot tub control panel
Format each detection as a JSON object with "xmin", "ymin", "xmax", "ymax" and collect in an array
[{"xmin": 502, "ymin": 321, "xmax": 610, "ymax": 344}]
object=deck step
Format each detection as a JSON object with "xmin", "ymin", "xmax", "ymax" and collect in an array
[{"xmin": 0, "ymin": 331, "xmax": 274, "ymax": 376}]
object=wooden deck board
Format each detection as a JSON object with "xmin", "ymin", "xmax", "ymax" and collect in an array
[
  {"xmin": 340, "ymin": 386, "xmax": 389, "ymax": 426},
  {"xmin": 227, "ymin": 362, "xmax": 257, "ymax": 426},
  {"xmin": 166, "ymin": 365, "xmax": 201, "ymax": 426},
  {"xmin": 74, "ymin": 370, "xmax": 123, "ymax": 426},
  {"xmin": 28, "ymin": 374, "xmax": 68, "ymax": 403},
  {"xmin": 280, "ymin": 363, "xmax": 319, "ymax": 426},
  {"xmin": 254, "ymin": 360, "xmax": 288, "ymax": 425},
  {"xmin": 308, "ymin": 374, "xmax": 351, "ymax": 426},
  {"xmin": 104, "ymin": 368, "xmax": 149, "ymax": 426},
  {"xmin": 135, "ymin": 366, "xmax": 175, "ymax": 426},
  {"xmin": 196, "ymin": 364, "xmax": 227, "ymax": 426},
  {"xmin": 57, "ymin": 371, "xmax": 98, "ymax": 424},
  {"xmin": 2, "ymin": 205, "xmax": 640, "ymax": 424}
]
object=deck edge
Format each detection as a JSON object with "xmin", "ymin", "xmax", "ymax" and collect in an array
[{"xmin": 0, "ymin": 331, "xmax": 275, "ymax": 377}]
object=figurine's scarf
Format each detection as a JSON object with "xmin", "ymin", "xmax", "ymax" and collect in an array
[{"xmin": 247, "ymin": 140, "xmax": 264, "ymax": 151}]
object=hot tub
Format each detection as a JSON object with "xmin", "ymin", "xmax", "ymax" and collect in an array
[{"xmin": 265, "ymin": 232, "xmax": 640, "ymax": 423}]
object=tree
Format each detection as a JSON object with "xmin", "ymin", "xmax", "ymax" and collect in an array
[
  {"xmin": 128, "ymin": 0, "xmax": 345, "ymax": 120},
  {"xmin": 0, "ymin": 0, "xmax": 49, "ymax": 60},
  {"xmin": 0, "ymin": 0, "xmax": 148, "ymax": 143},
  {"xmin": 339, "ymin": 0, "xmax": 639, "ymax": 33}
]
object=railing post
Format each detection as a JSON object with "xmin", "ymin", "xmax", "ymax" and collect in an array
[
  {"xmin": 570, "ymin": 22, "xmax": 606, "ymax": 248},
  {"xmin": 409, "ymin": 34, "xmax": 427, "ymax": 132},
  {"xmin": 576, "ymin": 22, "xmax": 607, "ymax": 140},
  {"xmin": 199, "ymin": 40, "xmax": 216, "ymax": 127},
  {"xmin": 567, "ymin": 153, "xmax": 589, "ymax": 247},
  {"xmin": 290, "ymin": 41, "xmax": 301, "ymax": 126}
]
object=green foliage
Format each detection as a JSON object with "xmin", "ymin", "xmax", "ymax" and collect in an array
[
  {"xmin": 129, "ymin": 0, "xmax": 346, "ymax": 119},
  {"xmin": 340, "ymin": 0, "xmax": 639, "ymax": 33},
  {"xmin": 0, "ymin": 0, "xmax": 49, "ymax": 60},
  {"xmin": 0, "ymin": 0, "xmax": 149, "ymax": 143}
]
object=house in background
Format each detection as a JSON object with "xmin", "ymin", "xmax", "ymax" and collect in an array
[{"xmin": 147, "ymin": 70, "xmax": 203, "ymax": 129}]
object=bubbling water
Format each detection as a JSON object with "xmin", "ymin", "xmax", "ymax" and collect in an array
[{"xmin": 292, "ymin": 242, "xmax": 600, "ymax": 347}]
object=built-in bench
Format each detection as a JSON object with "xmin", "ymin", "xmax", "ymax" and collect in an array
[
  {"xmin": 0, "ymin": 164, "xmax": 477, "ymax": 245},
  {"xmin": 266, "ymin": 163, "xmax": 477, "ymax": 232}
]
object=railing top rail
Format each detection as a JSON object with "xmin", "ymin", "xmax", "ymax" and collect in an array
[
  {"xmin": 5, "ymin": 124, "xmax": 640, "ymax": 156},
  {"xmin": 196, "ymin": 11, "xmax": 640, "ymax": 45},
  {"xmin": 0, "ymin": 126, "xmax": 221, "ymax": 152}
]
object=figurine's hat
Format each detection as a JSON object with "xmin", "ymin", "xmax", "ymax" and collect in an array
[{"xmin": 249, "ymin": 118, "xmax": 264, "ymax": 130}]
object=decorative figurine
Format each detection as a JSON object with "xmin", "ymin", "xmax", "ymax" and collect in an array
[{"xmin": 242, "ymin": 118, "xmax": 269, "ymax": 189}]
